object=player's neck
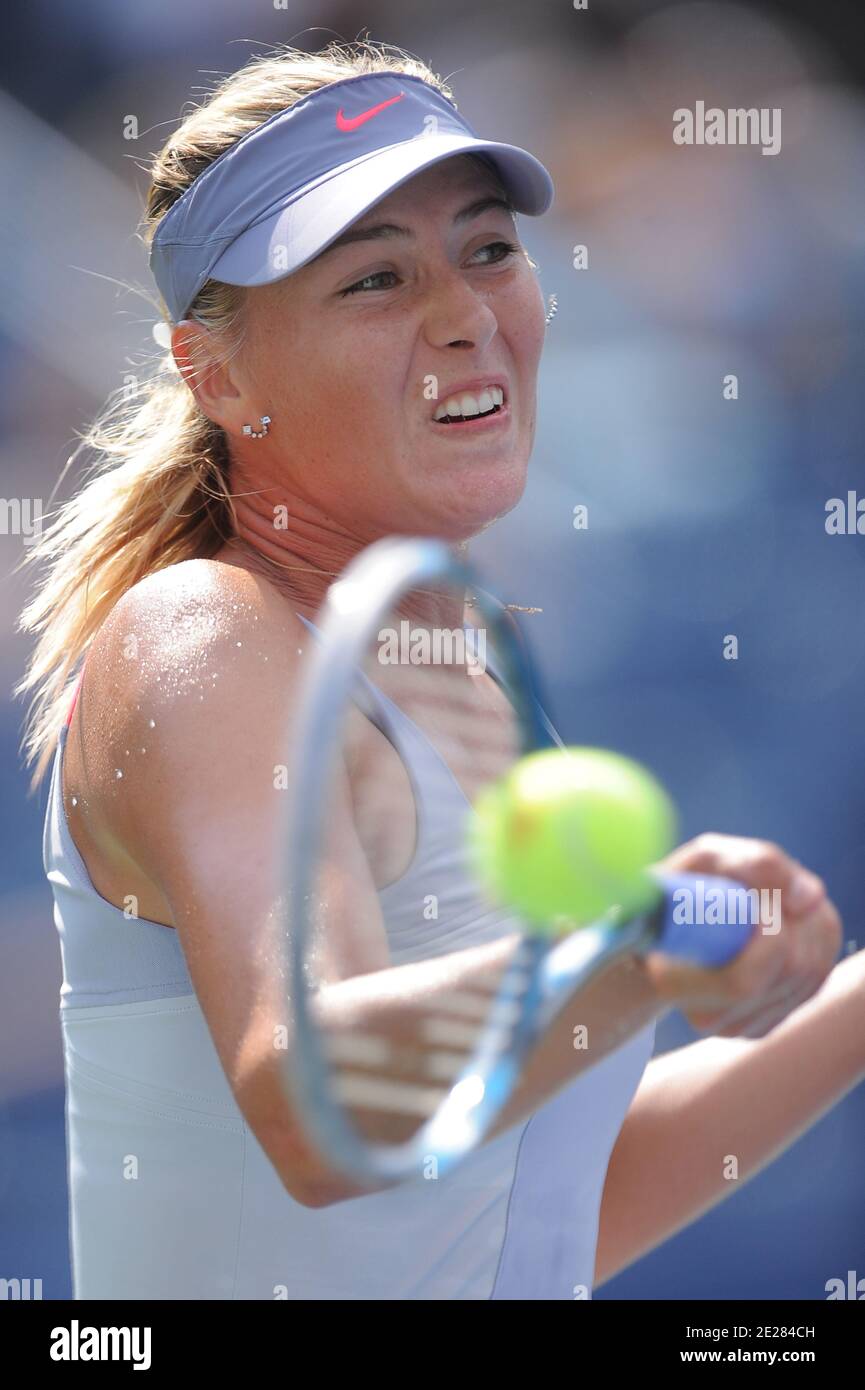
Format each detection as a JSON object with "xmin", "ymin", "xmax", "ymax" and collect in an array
[{"xmin": 212, "ymin": 531, "xmax": 470, "ymax": 633}]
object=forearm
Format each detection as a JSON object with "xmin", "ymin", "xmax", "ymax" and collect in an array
[
  {"xmin": 315, "ymin": 939, "xmax": 665, "ymax": 1151},
  {"xmin": 595, "ymin": 948, "xmax": 865, "ymax": 1287},
  {"xmin": 493, "ymin": 953, "xmax": 662, "ymax": 1138}
]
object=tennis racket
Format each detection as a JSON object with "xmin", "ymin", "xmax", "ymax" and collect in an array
[{"xmin": 275, "ymin": 535, "xmax": 753, "ymax": 1186}]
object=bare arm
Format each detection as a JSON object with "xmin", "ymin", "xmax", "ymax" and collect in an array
[
  {"xmin": 90, "ymin": 563, "xmax": 669, "ymax": 1206},
  {"xmin": 595, "ymin": 946, "xmax": 865, "ymax": 1287},
  {"xmin": 315, "ymin": 949, "xmax": 664, "ymax": 1147},
  {"xmin": 91, "ymin": 566, "xmax": 843, "ymax": 1212}
]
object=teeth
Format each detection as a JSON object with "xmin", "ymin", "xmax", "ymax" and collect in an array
[{"xmin": 433, "ymin": 384, "xmax": 504, "ymax": 422}]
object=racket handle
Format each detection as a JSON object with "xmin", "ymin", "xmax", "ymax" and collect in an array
[{"xmin": 648, "ymin": 872, "xmax": 757, "ymax": 966}]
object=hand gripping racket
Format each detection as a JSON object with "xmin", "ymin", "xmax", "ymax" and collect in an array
[{"xmin": 276, "ymin": 536, "xmax": 753, "ymax": 1186}]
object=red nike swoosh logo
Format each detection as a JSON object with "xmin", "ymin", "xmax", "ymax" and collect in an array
[{"xmin": 335, "ymin": 92, "xmax": 405, "ymax": 132}]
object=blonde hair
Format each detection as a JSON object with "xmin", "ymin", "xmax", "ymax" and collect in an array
[{"xmin": 14, "ymin": 39, "xmax": 467, "ymax": 793}]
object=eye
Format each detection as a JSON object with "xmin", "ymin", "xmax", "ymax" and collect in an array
[
  {"xmin": 335, "ymin": 241, "xmax": 517, "ymax": 296},
  {"xmin": 339, "ymin": 269, "xmax": 400, "ymax": 297},
  {"xmin": 471, "ymin": 239, "xmax": 521, "ymax": 266}
]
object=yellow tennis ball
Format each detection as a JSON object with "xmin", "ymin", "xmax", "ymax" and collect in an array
[{"xmin": 468, "ymin": 746, "xmax": 678, "ymax": 931}]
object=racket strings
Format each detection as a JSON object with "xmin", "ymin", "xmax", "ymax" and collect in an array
[{"xmin": 295, "ymin": 579, "xmax": 537, "ymax": 1153}]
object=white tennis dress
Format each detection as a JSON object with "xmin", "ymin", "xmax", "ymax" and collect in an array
[{"xmin": 45, "ymin": 618, "xmax": 655, "ymax": 1300}]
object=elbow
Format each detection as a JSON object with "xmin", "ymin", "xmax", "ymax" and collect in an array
[
  {"xmin": 280, "ymin": 1171, "xmax": 362, "ymax": 1209},
  {"xmin": 279, "ymin": 1158, "xmax": 376, "ymax": 1208},
  {"xmin": 267, "ymin": 1121, "xmax": 372, "ymax": 1209},
  {"xmin": 234, "ymin": 1056, "xmax": 376, "ymax": 1208}
]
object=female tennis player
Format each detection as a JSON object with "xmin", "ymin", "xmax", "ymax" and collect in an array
[{"xmin": 17, "ymin": 40, "xmax": 862, "ymax": 1300}]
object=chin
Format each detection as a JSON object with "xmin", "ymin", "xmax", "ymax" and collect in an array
[{"xmin": 429, "ymin": 457, "xmax": 528, "ymax": 538}]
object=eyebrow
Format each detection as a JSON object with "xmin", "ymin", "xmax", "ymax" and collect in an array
[{"xmin": 316, "ymin": 194, "xmax": 517, "ymax": 263}]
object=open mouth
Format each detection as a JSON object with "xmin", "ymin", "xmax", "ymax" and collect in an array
[
  {"xmin": 431, "ymin": 383, "xmax": 508, "ymax": 429},
  {"xmin": 435, "ymin": 402, "xmax": 503, "ymax": 425}
]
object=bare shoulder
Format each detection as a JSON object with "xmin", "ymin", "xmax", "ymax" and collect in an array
[
  {"xmin": 85, "ymin": 556, "xmax": 307, "ymax": 718},
  {"xmin": 74, "ymin": 557, "xmax": 311, "ymax": 849},
  {"xmin": 93, "ymin": 555, "xmax": 305, "ymax": 684}
]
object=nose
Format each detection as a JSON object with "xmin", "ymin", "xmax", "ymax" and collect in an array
[{"xmin": 422, "ymin": 271, "xmax": 498, "ymax": 353}]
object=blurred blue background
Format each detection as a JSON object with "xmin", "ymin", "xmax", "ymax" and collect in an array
[{"xmin": 1, "ymin": 0, "xmax": 863, "ymax": 1299}]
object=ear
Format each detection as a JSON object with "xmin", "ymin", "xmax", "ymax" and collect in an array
[{"xmin": 171, "ymin": 319, "xmax": 242, "ymax": 427}]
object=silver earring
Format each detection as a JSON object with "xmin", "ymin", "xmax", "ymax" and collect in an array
[
  {"xmin": 242, "ymin": 415, "xmax": 271, "ymax": 439},
  {"xmin": 544, "ymin": 294, "xmax": 558, "ymax": 326}
]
